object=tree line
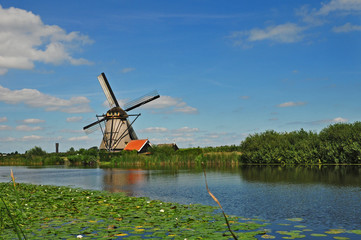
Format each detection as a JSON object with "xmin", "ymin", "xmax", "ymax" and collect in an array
[
  {"xmin": 239, "ymin": 122, "xmax": 361, "ymax": 164},
  {"xmin": 1, "ymin": 122, "xmax": 361, "ymax": 166}
]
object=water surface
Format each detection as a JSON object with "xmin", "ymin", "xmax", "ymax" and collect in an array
[{"xmin": 1, "ymin": 165, "xmax": 360, "ymax": 233}]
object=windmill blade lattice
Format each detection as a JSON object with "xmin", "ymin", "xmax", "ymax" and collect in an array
[
  {"xmin": 97, "ymin": 73, "xmax": 120, "ymax": 108},
  {"xmin": 124, "ymin": 90, "xmax": 160, "ymax": 112},
  {"xmin": 83, "ymin": 117, "xmax": 106, "ymax": 134}
]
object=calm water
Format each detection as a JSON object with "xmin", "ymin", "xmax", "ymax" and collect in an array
[{"xmin": 1, "ymin": 165, "xmax": 360, "ymax": 232}]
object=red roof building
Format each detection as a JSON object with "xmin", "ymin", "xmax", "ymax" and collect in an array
[{"xmin": 124, "ymin": 139, "xmax": 151, "ymax": 153}]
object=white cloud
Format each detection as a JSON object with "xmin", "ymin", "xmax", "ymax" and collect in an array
[
  {"xmin": 140, "ymin": 127, "xmax": 168, "ymax": 133},
  {"xmin": 0, "ymin": 5, "xmax": 93, "ymax": 74},
  {"xmin": 333, "ymin": 22, "xmax": 361, "ymax": 32},
  {"xmin": 22, "ymin": 118, "xmax": 45, "ymax": 124},
  {"xmin": 317, "ymin": 0, "xmax": 361, "ymax": 15},
  {"xmin": 0, "ymin": 85, "xmax": 92, "ymax": 113},
  {"xmin": 230, "ymin": 23, "xmax": 306, "ymax": 47},
  {"xmin": 0, "ymin": 136, "xmax": 15, "ymax": 142},
  {"xmin": 175, "ymin": 127, "xmax": 199, "ymax": 133},
  {"xmin": 248, "ymin": 23, "xmax": 306, "ymax": 43},
  {"xmin": 68, "ymin": 135, "xmax": 90, "ymax": 141},
  {"xmin": 331, "ymin": 117, "xmax": 348, "ymax": 123},
  {"xmin": 0, "ymin": 116, "xmax": 7, "ymax": 122},
  {"xmin": 230, "ymin": 0, "xmax": 361, "ymax": 47},
  {"xmin": 122, "ymin": 68, "xmax": 136, "ymax": 73},
  {"xmin": 0, "ymin": 125, "xmax": 11, "ymax": 130},
  {"xmin": 22, "ymin": 135, "xmax": 43, "ymax": 141},
  {"xmin": 141, "ymin": 95, "xmax": 198, "ymax": 114},
  {"xmin": 16, "ymin": 125, "xmax": 42, "ymax": 131},
  {"xmin": 66, "ymin": 116, "xmax": 83, "ymax": 122},
  {"xmin": 277, "ymin": 101, "xmax": 307, "ymax": 107}
]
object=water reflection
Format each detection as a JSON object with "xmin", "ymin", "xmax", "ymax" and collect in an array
[
  {"xmin": 239, "ymin": 165, "xmax": 361, "ymax": 186},
  {"xmin": 103, "ymin": 169, "xmax": 148, "ymax": 193}
]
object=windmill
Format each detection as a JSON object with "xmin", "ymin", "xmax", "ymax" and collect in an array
[{"xmin": 83, "ymin": 73, "xmax": 159, "ymax": 152}]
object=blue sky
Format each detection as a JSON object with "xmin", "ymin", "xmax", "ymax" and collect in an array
[{"xmin": 0, "ymin": 0, "xmax": 360, "ymax": 153}]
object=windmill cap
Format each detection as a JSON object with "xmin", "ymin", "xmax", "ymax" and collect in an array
[{"xmin": 107, "ymin": 107, "xmax": 128, "ymax": 118}]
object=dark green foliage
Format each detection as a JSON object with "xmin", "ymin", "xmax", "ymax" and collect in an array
[
  {"xmin": 240, "ymin": 122, "xmax": 361, "ymax": 164},
  {"xmin": 25, "ymin": 146, "xmax": 46, "ymax": 156}
]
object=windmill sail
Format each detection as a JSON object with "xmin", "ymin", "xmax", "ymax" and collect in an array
[
  {"xmin": 97, "ymin": 73, "xmax": 120, "ymax": 108},
  {"xmin": 124, "ymin": 90, "xmax": 160, "ymax": 112},
  {"xmin": 83, "ymin": 117, "xmax": 106, "ymax": 134},
  {"xmin": 83, "ymin": 72, "xmax": 160, "ymax": 152}
]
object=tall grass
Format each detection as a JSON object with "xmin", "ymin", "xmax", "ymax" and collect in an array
[{"xmin": 0, "ymin": 170, "xmax": 27, "ymax": 239}]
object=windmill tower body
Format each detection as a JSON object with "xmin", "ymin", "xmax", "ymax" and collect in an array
[
  {"xmin": 83, "ymin": 73, "xmax": 159, "ymax": 152},
  {"xmin": 99, "ymin": 108, "xmax": 138, "ymax": 151}
]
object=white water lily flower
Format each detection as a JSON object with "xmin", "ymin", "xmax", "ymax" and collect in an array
[
  {"xmin": 147, "ymin": 201, "xmax": 150, "ymax": 204},
  {"xmin": 77, "ymin": 235, "xmax": 83, "ymax": 238},
  {"xmin": 160, "ymin": 209, "xmax": 164, "ymax": 212}
]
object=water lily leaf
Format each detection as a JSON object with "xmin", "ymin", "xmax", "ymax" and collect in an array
[
  {"xmin": 325, "ymin": 229, "xmax": 346, "ymax": 234},
  {"xmin": 261, "ymin": 234, "xmax": 276, "ymax": 239},
  {"xmin": 286, "ymin": 218, "xmax": 303, "ymax": 222},
  {"xmin": 310, "ymin": 233, "xmax": 328, "ymax": 237},
  {"xmin": 350, "ymin": 230, "xmax": 361, "ymax": 235}
]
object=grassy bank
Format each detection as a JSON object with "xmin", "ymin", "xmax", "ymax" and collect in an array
[
  {"xmin": 2, "ymin": 122, "xmax": 361, "ymax": 167},
  {"xmin": 1, "ymin": 182, "xmax": 266, "ymax": 239}
]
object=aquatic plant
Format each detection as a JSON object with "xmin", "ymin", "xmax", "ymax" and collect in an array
[
  {"xmin": 0, "ymin": 170, "xmax": 26, "ymax": 239},
  {"xmin": 0, "ymin": 182, "xmax": 267, "ymax": 239},
  {"xmin": 202, "ymin": 162, "xmax": 238, "ymax": 239}
]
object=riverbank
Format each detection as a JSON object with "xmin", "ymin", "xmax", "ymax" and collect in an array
[{"xmin": 1, "ymin": 182, "xmax": 266, "ymax": 239}]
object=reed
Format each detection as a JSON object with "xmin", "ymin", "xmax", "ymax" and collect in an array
[{"xmin": 0, "ymin": 170, "xmax": 27, "ymax": 239}]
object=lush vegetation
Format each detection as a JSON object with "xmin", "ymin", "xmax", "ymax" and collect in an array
[
  {"xmin": 1, "ymin": 182, "xmax": 267, "ymax": 239},
  {"xmin": 2, "ymin": 180, "xmax": 361, "ymax": 239},
  {"xmin": 1, "ymin": 122, "xmax": 361, "ymax": 166},
  {"xmin": 239, "ymin": 122, "xmax": 361, "ymax": 164}
]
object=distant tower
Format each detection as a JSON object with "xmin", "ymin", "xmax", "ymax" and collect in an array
[{"xmin": 55, "ymin": 143, "xmax": 59, "ymax": 153}]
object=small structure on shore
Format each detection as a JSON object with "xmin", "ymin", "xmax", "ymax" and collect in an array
[
  {"xmin": 83, "ymin": 73, "xmax": 159, "ymax": 152},
  {"xmin": 124, "ymin": 139, "xmax": 152, "ymax": 153}
]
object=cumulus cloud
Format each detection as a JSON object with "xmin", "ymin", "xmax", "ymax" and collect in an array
[
  {"xmin": 230, "ymin": 23, "xmax": 306, "ymax": 47},
  {"xmin": 333, "ymin": 22, "xmax": 361, "ymax": 32},
  {"xmin": 277, "ymin": 101, "xmax": 307, "ymax": 107},
  {"xmin": 0, "ymin": 5, "xmax": 93, "ymax": 74},
  {"xmin": 22, "ymin": 135, "xmax": 43, "ymax": 141},
  {"xmin": 330, "ymin": 117, "xmax": 348, "ymax": 123},
  {"xmin": 230, "ymin": 0, "xmax": 361, "ymax": 47},
  {"xmin": 68, "ymin": 136, "xmax": 90, "ymax": 141},
  {"xmin": 140, "ymin": 95, "xmax": 198, "ymax": 114},
  {"xmin": 22, "ymin": 118, "xmax": 45, "ymax": 124},
  {"xmin": 248, "ymin": 23, "xmax": 305, "ymax": 43},
  {"xmin": 16, "ymin": 125, "xmax": 42, "ymax": 131},
  {"xmin": 288, "ymin": 116, "xmax": 348, "ymax": 125},
  {"xmin": 317, "ymin": 0, "xmax": 361, "ymax": 15},
  {"xmin": 0, "ymin": 125, "xmax": 11, "ymax": 130},
  {"xmin": 0, "ymin": 85, "xmax": 92, "ymax": 113},
  {"xmin": 175, "ymin": 127, "xmax": 199, "ymax": 133},
  {"xmin": 139, "ymin": 127, "xmax": 168, "ymax": 133},
  {"xmin": 0, "ymin": 116, "xmax": 7, "ymax": 122},
  {"xmin": 66, "ymin": 116, "xmax": 83, "ymax": 122}
]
